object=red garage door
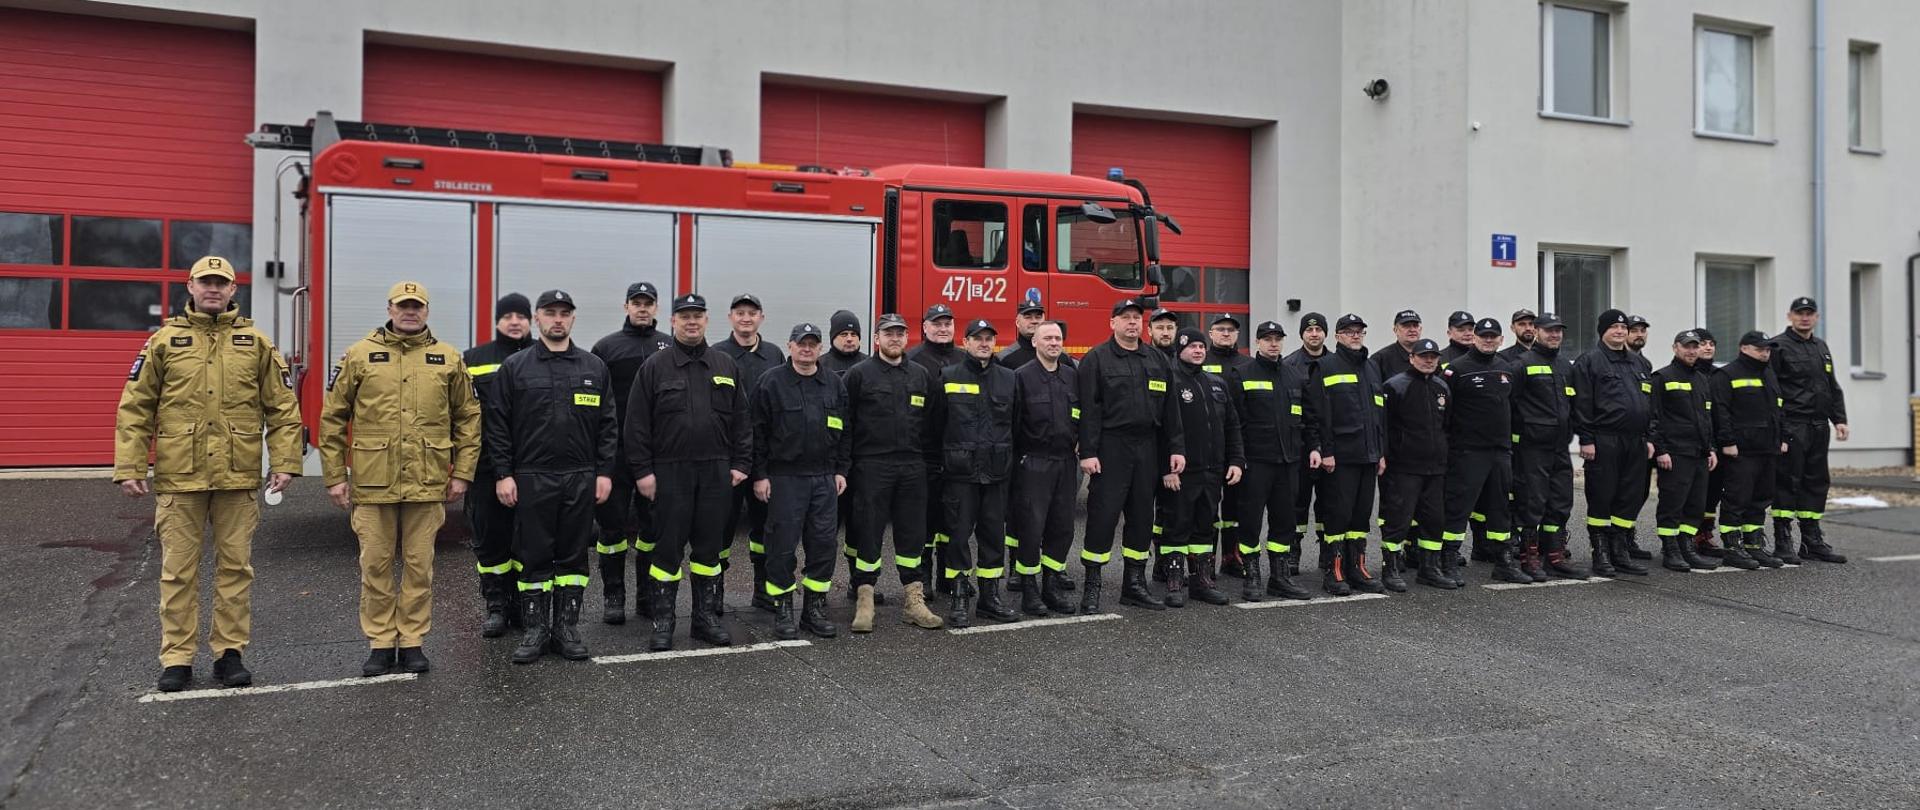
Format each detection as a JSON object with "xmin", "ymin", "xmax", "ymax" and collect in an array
[
  {"xmin": 0, "ymin": 8, "xmax": 254, "ymax": 467},
  {"xmin": 363, "ymin": 44, "xmax": 663, "ymax": 143},
  {"xmin": 760, "ymin": 84, "xmax": 985, "ymax": 171},
  {"xmin": 1072, "ymin": 114, "xmax": 1251, "ymax": 338}
]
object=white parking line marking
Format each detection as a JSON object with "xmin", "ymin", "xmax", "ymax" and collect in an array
[
  {"xmin": 594, "ymin": 639, "xmax": 810, "ymax": 664},
  {"xmin": 140, "ymin": 673, "xmax": 416, "ymax": 703},
  {"xmin": 1692, "ymin": 566, "xmax": 1764, "ymax": 574},
  {"xmin": 949, "ymin": 612, "xmax": 1123, "ymax": 635},
  {"xmin": 1868, "ymin": 554, "xmax": 1920, "ymax": 563},
  {"xmin": 1234, "ymin": 592, "xmax": 1391, "ymax": 610},
  {"xmin": 1482, "ymin": 577, "xmax": 1615, "ymax": 591}
]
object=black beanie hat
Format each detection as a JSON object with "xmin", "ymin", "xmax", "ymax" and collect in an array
[
  {"xmin": 1595, "ymin": 308, "xmax": 1628, "ymax": 336},
  {"xmin": 496, "ymin": 293, "xmax": 531, "ymax": 321},
  {"xmin": 830, "ymin": 309, "xmax": 861, "ymax": 337}
]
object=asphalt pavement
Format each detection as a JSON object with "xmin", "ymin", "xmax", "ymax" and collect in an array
[{"xmin": 2, "ymin": 476, "xmax": 1917, "ymax": 809}]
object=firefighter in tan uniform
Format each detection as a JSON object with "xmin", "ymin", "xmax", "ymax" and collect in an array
[
  {"xmin": 114, "ymin": 256, "xmax": 303, "ymax": 693},
  {"xmin": 320, "ymin": 282, "xmax": 483, "ymax": 677}
]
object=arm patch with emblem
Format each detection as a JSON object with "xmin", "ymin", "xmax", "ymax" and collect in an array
[
  {"xmin": 128, "ymin": 355, "xmax": 146, "ymax": 381},
  {"xmin": 326, "ymin": 364, "xmax": 343, "ymax": 391}
]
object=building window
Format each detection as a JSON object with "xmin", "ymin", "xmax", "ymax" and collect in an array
[
  {"xmin": 1541, "ymin": 3, "xmax": 1612, "ymax": 119},
  {"xmin": 1849, "ymin": 42, "xmax": 1881, "ymax": 151},
  {"xmin": 0, "ymin": 212, "xmax": 64, "ymax": 265},
  {"xmin": 1849, "ymin": 263, "xmax": 1880, "ymax": 374},
  {"xmin": 931, "ymin": 200, "xmax": 1007, "ymax": 270},
  {"xmin": 1697, "ymin": 259, "xmax": 1758, "ymax": 349},
  {"xmin": 1696, "ymin": 24, "xmax": 1765, "ymax": 138},
  {"xmin": 1538, "ymin": 248, "xmax": 1613, "ymax": 355}
]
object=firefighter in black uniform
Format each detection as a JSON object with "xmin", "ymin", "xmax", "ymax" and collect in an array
[
  {"xmin": 1649, "ymin": 330, "xmax": 1720, "ymax": 572},
  {"xmin": 1305, "ymin": 314, "xmax": 1386, "ymax": 595},
  {"xmin": 1285, "ymin": 312, "xmax": 1332, "ymax": 577},
  {"xmin": 626, "ymin": 293, "xmax": 752, "ymax": 651},
  {"xmin": 1771, "ymin": 297, "xmax": 1850, "ymax": 563},
  {"xmin": 1693, "ymin": 330, "xmax": 1730, "ymax": 558},
  {"xmin": 1201, "ymin": 315, "xmax": 1252, "ymax": 577},
  {"xmin": 1369, "ymin": 309, "xmax": 1423, "ymax": 382},
  {"xmin": 844, "ymin": 313, "xmax": 945, "ymax": 632},
  {"xmin": 463, "ymin": 293, "xmax": 532, "ymax": 637},
  {"xmin": 1712, "ymin": 331, "xmax": 1790, "ymax": 570},
  {"xmin": 907, "ymin": 304, "xmax": 965, "ymax": 587},
  {"xmin": 484, "ymin": 289, "xmax": 619, "ymax": 664},
  {"xmin": 929, "ymin": 319, "xmax": 1021, "ymax": 627},
  {"xmin": 1010, "ymin": 320, "xmax": 1080, "ymax": 616},
  {"xmin": 1499, "ymin": 309, "xmax": 1538, "ymax": 362},
  {"xmin": 1512, "ymin": 314, "xmax": 1581, "ymax": 579},
  {"xmin": 1149, "ymin": 308, "xmax": 1180, "ymax": 357},
  {"xmin": 1626, "ymin": 315, "xmax": 1653, "ymax": 372},
  {"xmin": 1078, "ymin": 299, "xmax": 1186, "ymax": 613},
  {"xmin": 1159, "ymin": 328, "xmax": 1246, "ymax": 607},
  {"xmin": 751, "ymin": 323, "xmax": 852, "ymax": 639},
  {"xmin": 1226, "ymin": 320, "xmax": 1317, "ymax": 601},
  {"xmin": 1572, "ymin": 309, "xmax": 1654, "ymax": 577},
  {"xmin": 821, "ymin": 309, "xmax": 867, "ymax": 377},
  {"xmin": 1440, "ymin": 311, "xmax": 1476, "ymax": 367},
  {"xmin": 1380, "ymin": 338, "xmax": 1452, "ymax": 589},
  {"xmin": 589, "ymin": 282, "xmax": 671, "ymax": 625},
  {"xmin": 715, "ymin": 293, "xmax": 784, "ymax": 601},
  {"xmin": 1440, "ymin": 318, "xmax": 1529, "ymax": 584}
]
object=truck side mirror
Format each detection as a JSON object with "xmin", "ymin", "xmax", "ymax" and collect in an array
[
  {"xmin": 1146, "ymin": 263, "xmax": 1167, "ymax": 289},
  {"xmin": 1157, "ymin": 212, "xmax": 1183, "ymax": 236},
  {"xmin": 1144, "ymin": 217, "xmax": 1161, "ymax": 263}
]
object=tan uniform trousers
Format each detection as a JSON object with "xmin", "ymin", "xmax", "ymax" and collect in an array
[
  {"xmin": 350, "ymin": 502, "xmax": 445, "ymax": 649},
  {"xmin": 155, "ymin": 490, "xmax": 258, "ymax": 667}
]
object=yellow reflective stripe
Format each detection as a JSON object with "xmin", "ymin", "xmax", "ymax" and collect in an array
[
  {"xmin": 1290, "ymin": 404, "xmax": 1303, "ymax": 415},
  {"xmin": 943, "ymin": 568, "xmax": 972, "ymax": 579},
  {"xmin": 974, "ymin": 567, "xmax": 1005, "ymax": 579},
  {"xmin": 1373, "ymin": 394, "xmax": 1385, "ymax": 406},
  {"xmin": 854, "ymin": 557, "xmax": 882, "ymax": 572},
  {"xmin": 1525, "ymin": 365, "xmax": 1553, "ymax": 376},
  {"xmin": 1564, "ymin": 386, "xmax": 1576, "ymax": 396},
  {"xmin": 1540, "ymin": 524, "xmax": 1561, "ymax": 533},
  {"xmin": 1470, "ymin": 511, "xmax": 1487, "ymax": 522},
  {"xmin": 1242, "ymin": 380, "xmax": 1274, "ymax": 390},
  {"xmin": 1417, "ymin": 538, "xmax": 1445, "ymax": 551},
  {"xmin": 1484, "ymin": 531, "xmax": 1511, "ymax": 542},
  {"xmin": 633, "ymin": 538, "xmax": 657, "ymax": 552},
  {"xmin": 516, "ymin": 580, "xmax": 553, "ymax": 592},
  {"xmin": 475, "ymin": 561, "xmax": 515, "ymax": 575},
  {"xmin": 1148, "ymin": 379, "xmax": 1167, "ymax": 392},
  {"xmin": 553, "ymin": 574, "xmax": 590, "ymax": 588},
  {"xmin": 713, "ymin": 375, "xmax": 736, "ymax": 386},
  {"xmin": 764, "ymin": 580, "xmax": 797, "ymax": 596},
  {"xmin": 894, "ymin": 554, "xmax": 924, "ymax": 569},
  {"xmin": 801, "ymin": 577, "xmax": 832, "ymax": 593},
  {"xmin": 1610, "ymin": 517, "xmax": 1635, "ymax": 528},
  {"xmin": 747, "ymin": 540, "xmax": 766, "ymax": 554},
  {"xmin": 1586, "ymin": 517, "xmax": 1610, "ymax": 527},
  {"xmin": 944, "ymin": 382, "xmax": 980, "ymax": 394},
  {"xmin": 1081, "ymin": 549, "xmax": 1112, "ymax": 563},
  {"xmin": 1202, "ymin": 364, "xmax": 1223, "ymax": 373},
  {"xmin": 1639, "ymin": 382, "xmax": 1651, "ymax": 393},
  {"xmin": 1265, "ymin": 541, "xmax": 1292, "ymax": 553},
  {"xmin": 1014, "ymin": 562, "xmax": 1043, "ymax": 575},
  {"xmin": 595, "ymin": 540, "xmax": 630, "ymax": 554},
  {"xmin": 1730, "ymin": 378, "xmax": 1763, "ymax": 388},
  {"xmin": 648, "ymin": 564, "xmax": 683, "ymax": 582},
  {"xmin": 910, "ymin": 394, "xmax": 925, "ymax": 407},
  {"xmin": 1656, "ymin": 527, "xmax": 1680, "ymax": 536},
  {"xmin": 688, "ymin": 561, "xmax": 722, "ymax": 577},
  {"xmin": 1040, "ymin": 554, "xmax": 1069, "ymax": 571},
  {"xmin": 1071, "ymin": 407, "xmax": 1081, "ymax": 419},
  {"xmin": 1322, "ymin": 373, "xmax": 1358, "ymax": 387},
  {"xmin": 574, "ymin": 393, "xmax": 601, "ymax": 406},
  {"xmin": 826, "ymin": 415, "xmax": 844, "ymax": 430},
  {"xmin": 1705, "ymin": 401, "xmax": 1713, "ymax": 410},
  {"xmin": 1121, "ymin": 547, "xmax": 1151, "ymax": 560},
  {"xmin": 467, "ymin": 363, "xmax": 500, "ymax": 377},
  {"xmin": 1441, "ymin": 531, "xmax": 1466, "ymax": 541},
  {"xmin": 1664, "ymin": 381, "xmax": 1692, "ymax": 391},
  {"xmin": 1005, "ymin": 535, "xmax": 1020, "ymax": 547},
  {"xmin": 1796, "ymin": 511, "xmax": 1823, "ymax": 520},
  {"xmin": 1679, "ymin": 524, "xmax": 1699, "ymax": 535}
]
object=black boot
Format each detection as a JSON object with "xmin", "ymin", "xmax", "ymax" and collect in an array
[
  {"xmin": 1719, "ymin": 530, "xmax": 1761, "ymax": 570},
  {"xmin": 1379, "ymin": 548, "xmax": 1409, "ymax": 592},
  {"xmin": 1240, "ymin": 549, "xmax": 1265, "ymax": 602},
  {"xmin": 632, "ymin": 552, "xmax": 652, "ymax": 620},
  {"xmin": 1019, "ymin": 574, "xmax": 1049, "ymax": 617},
  {"xmin": 1153, "ymin": 550, "xmax": 1170, "ymax": 584},
  {"xmin": 1745, "ymin": 530, "xmax": 1784, "ymax": 568},
  {"xmin": 1344, "ymin": 540, "xmax": 1385, "ymax": 594},
  {"xmin": 648, "ymin": 580, "xmax": 677, "ymax": 652},
  {"xmin": 1588, "ymin": 531, "xmax": 1618, "ymax": 578},
  {"xmin": 1441, "ymin": 540, "xmax": 1467, "ymax": 587},
  {"xmin": 511, "ymin": 591, "xmax": 551, "ymax": 664},
  {"xmin": 210, "ymin": 650, "xmax": 251, "ymax": 687},
  {"xmin": 1799, "ymin": 520, "xmax": 1848, "ymax": 563},
  {"xmin": 1624, "ymin": 531, "xmax": 1653, "ymax": 560},
  {"xmin": 1119, "ymin": 559, "xmax": 1167, "ymax": 610},
  {"xmin": 1659, "ymin": 535, "xmax": 1691, "ymax": 572},
  {"xmin": 976, "ymin": 577, "xmax": 1020, "ymax": 623},
  {"xmin": 1287, "ymin": 544, "xmax": 1303, "ymax": 576},
  {"xmin": 549, "ymin": 587, "xmax": 590, "ymax": 661},
  {"xmin": 946, "ymin": 576, "xmax": 973, "ymax": 628},
  {"xmin": 1162, "ymin": 554, "xmax": 1188, "ymax": 608},
  {"xmin": 1079, "ymin": 564, "xmax": 1104, "ymax": 614},
  {"xmin": 801, "ymin": 589, "xmax": 839, "ymax": 637},
  {"xmin": 1677, "ymin": 532, "xmax": 1717, "ymax": 570},
  {"xmin": 1321, "ymin": 543, "xmax": 1352, "ymax": 596},
  {"xmin": 771, "ymin": 593, "xmax": 799, "ymax": 639},
  {"xmin": 1042, "ymin": 569, "xmax": 1078, "ymax": 614},
  {"xmin": 1190, "ymin": 552, "xmax": 1231, "ymax": 605},
  {"xmin": 1470, "ymin": 528, "xmax": 1496, "ymax": 562},
  {"xmin": 600, "ymin": 551, "xmax": 626, "ymax": 625},
  {"xmin": 1696, "ymin": 521, "xmax": 1726, "ymax": 557},
  {"xmin": 1607, "ymin": 529, "xmax": 1648, "ymax": 576},
  {"xmin": 1416, "ymin": 546, "xmax": 1457, "ymax": 589},
  {"xmin": 752, "ymin": 559, "xmax": 776, "ymax": 613},
  {"xmin": 1265, "ymin": 550, "xmax": 1312, "ymax": 600},
  {"xmin": 690, "ymin": 577, "xmax": 733, "ymax": 646},
  {"xmin": 1773, "ymin": 517, "xmax": 1796, "ymax": 554},
  {"xmin": 1773, "ymin": 528, "xmax": 1803, "ymax": 565},
  {"xmin": 1540, "ymin": 533, "xmax": 1582, "ymax": 579},
  {"xmin": 157, "ymin": 664, "xmax": 192, "ymax": 692},
  {"xmin": 479, "ymin": 574, "xmax": 511, "ymax": 638},
  {"xmin": 362, "ymin": 648, "xmax": 396, "ymax": 677},
  {"xmin": 1492, "ymin": 541, "xmax": 1533, "ymax": 583},
  {"xmin": 1219, "ymin": 545, "xmax": 1247, "ymax": 579},
  {"xmin": 397, "ymin": 646, "xmax": 430, "ymax": 674}
]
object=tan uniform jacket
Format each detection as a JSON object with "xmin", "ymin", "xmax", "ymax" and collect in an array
[
  {"xmin": 319, "ymin": 326, "xmax": 482, "ymax": 503},
  {"xmin": 114, "ymin": 308, "xmax": 303, "ymax": 492}
]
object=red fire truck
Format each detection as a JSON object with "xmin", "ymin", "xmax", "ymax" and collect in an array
[{"xmin": 253, "ymin": 113, "xmax": 1176, "ymax": 439}]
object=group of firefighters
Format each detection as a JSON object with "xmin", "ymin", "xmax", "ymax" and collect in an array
[{"xmin": 114, "ymin": 256, "xmax": 1854, "ymax": 692}]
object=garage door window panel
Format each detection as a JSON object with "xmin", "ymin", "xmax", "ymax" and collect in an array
[
  {"xmin": 0, "ymin": 213, "xmax": 65, "ymax": 265},
  {"xmin": 70, "ymin": 279, "xmax": 161, "ymax": 331},
  {"xmin": 169, "ymin": 222, "xmax": 252, "ymax": 273},
  {"xmin": 70, "ymin": 216, "xmax": 162, "ymax": 269},
  {"xmin": 0, "ymin": 277, "xmax": 63, "ymax": 329}
]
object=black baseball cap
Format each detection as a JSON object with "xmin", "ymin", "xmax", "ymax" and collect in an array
[
  {"xmin": 1411, "ymin": 338, "xmax": 1442, "ymax": 355},
  {"xmin": 1625, "ymin": 314, "xmax": 1649, "ymax": 329},
  {"xmin": 1674, "ymin": 330, "xmax": 1702, "ymax": 345},
  {"xmin": 1112, "ymin": 298, "xmax": 1146, "ymax": 316},
  {"xmin": 1790, "ymin": 296, "xmax": 1818, "ymax": 312},
  {"xmin": 965, "ymin": 318, "xmax": 997, "ymax": 338},
  {"xmin": 671, "ymin": 293, "xmax": 707, "ymax": 313},
  {"xmin": 1510, "ymin": 308, "xmax": 1537, "ymax": 323},
  {"xmin": 1596, "ymin": 308, "xmax": 1628, "ymax": 334},
  {"xmin": 1739, "ymin": 330, "xmax": 1778, "ymax": 348},
  {"xmin": 1448, "ymin": 310, "xmax": 1474, "ymax": 328},
  {"xmin": 1150, "ymin": 308, "xmax": 1179, "ymax": 323},
  {"xmin": 876, "ymin": 313, "xmax": 909, "ymax": 331},
  {"xmin": 789, "ymin": 323, "xmax": 823, "ymax": 342},
  {"xmin": 1393, "ymin": 309, "xmax": 1421, "ymax": 325},
  {"xmin": 1694, "ymin": 327, "xmax": 1716, "ymax": 342},
  {"xmin": 625, "ymin": 282, "xmax": 659, "ymax": 301},
  {"xmin": 535, "ymin": 289, "xmax": 575, "ymax": 311},
  {"xmin": 1017, "ymin": 299, "xmax": 1046, "ymax": 315},
  {"xmin": 924, "ymin": 304, "xmax": 954, "ymax": 322},
  {"xmin": 1211, "ymin": 314, "xmax": 1242, "ymax": 329},
  {"xmin": 1255, "ymin": 320, "xmax": 1287, "ymax": 339},
  {"xmin": 1299, "ymin": 312, "xmax": 1328, "ymax": 332},
  {"xmin": 730, "ymin": 293, "xmax": 762, "ymax": 310},
  {"xmin": 1474, "ymin": 317, "xmax": 1503, "ymax": 336},
  {"xmin": 1175, "ymin": 327, "xmax": 1206, "ymax": 349},
  {"xmin": 1534, "ymin": 312, "xmax": 1564, "ymax": 330},
  {"xmin": 1336, "ymin": 313, "xmax": 1367, "ymax": 331}
]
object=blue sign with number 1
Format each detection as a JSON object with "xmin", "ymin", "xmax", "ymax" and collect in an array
[{"xmin": 1491, "ymin": 233, "xmax": 1516, "ymax": 267}]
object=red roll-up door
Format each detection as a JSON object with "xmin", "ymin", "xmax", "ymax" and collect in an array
[
  {"xmin": 1072, "ymin": 114, "xmax": 1252, "ymax": 336},
  {"xmin": 0, "ymin": 8, "xmax": 254, "ymax": 467},
  {"xmin": 363, "ymin": 44, "xmax": 663, "ymax": 143},
  {"xmin": 760, "ymin": 84, "xmax": 986, "ymax": 171}
]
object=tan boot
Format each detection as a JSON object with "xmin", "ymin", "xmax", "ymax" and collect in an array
[
  {"xmin": 900, "ymin": 581, "xmax": 945, "ymax": 629},
  {"xmin": 851, "ymin": 584, "xmax": 877, "ymax": 633}
]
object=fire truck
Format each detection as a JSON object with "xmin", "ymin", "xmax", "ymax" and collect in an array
[{"xmin": 252, "ymin": 112, "xmax": 1177, "ymax": 440}]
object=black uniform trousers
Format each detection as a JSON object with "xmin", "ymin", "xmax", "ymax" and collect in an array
[
  {"xmin": 1774, "ymin": 419, "xmax": 1832, "ymax": 524},
  {"xmin": 1379, "ymin": 471, "xmax": 1445, "ymax": 553},
  {"xmin": 943, "ymin": 479, "xmax": 1009, "ymax": 579},
  {"xmin": 1082, "ymin": 430, "xmax": 1158, "ymax": 564},
  {"xmin": 465, "ymin": 471, "xmax": 516, "ymax": 575},
  {"xmin": 1513, "ymin": 441, "xmax": 1575, "ymax": 549},
  {"xmin": 1655, "ymin": 454, "xmax": 1710, "ymax": 541},
  {"xmin": 925, "ymin": 470, "xmax": 948, "ymax": 568},
  {"xmin": 1010, "ymin": 454, "xmax": 1078, "ymax": 576},
  {"xmin": 649, "ymin": 460, "xmax": 733, "ymax": 583},
  {"xmin": 1720, "ymin": 452, "xmax": 1776, "ymax": 536},
  {"xmin": 1444, "ymin": 449, "xmax": 1513, "ymax": 544},
  {"xmin": 764, "ymin": 474, "xmax": 838, "ymax": 595},
  {"xmin": 593, "ymin": 465, "xmax": 650, "ymax": 578},
  {"xmin": 512, "ymin": 471, "xmax": 594, "ymax": 590},
  {"xmin": 1582, "ymin": 433, "xmax": 1651, "ymax": 534},
  {"xmin": 1316, "ymin": 463, "xmax": 1376, "ymax": 557},
  {"xmin": 1237, "ymin": 460, "xmax": 1300, "ymax": 556},
  {"xmin": 1158, "ymin": 479, "xmax": 1223, "ymax": 556},
  {"xmin": 849, "ymin": 458, "xmax": 929, "ymax": 587},
  {"xmin": 1702, "ymin": 461, "xmax": 1726, "ymax": 535},
  {"xmin": 723, "ymin": 479, "xmax": 770, "ymax": 569}
]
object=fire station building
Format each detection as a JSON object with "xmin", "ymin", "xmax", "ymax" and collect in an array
[{"xmin": 1, "ymin": 0, "xmax": 1915, "ymax": 467}]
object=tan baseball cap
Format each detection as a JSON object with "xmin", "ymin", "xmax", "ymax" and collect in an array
[
  {"xmin": 189, "ymin": 256, "xmax": 236, "ymax": 280},
  {"xmin": 387, "ymin": 281, "xmax": 430, "ymax": 305}
]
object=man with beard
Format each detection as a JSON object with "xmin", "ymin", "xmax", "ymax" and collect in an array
[
  {"xmin": 1149, "ymin": 308, "xmax": 1180, "ymax": 358},
  {"xmin": 589, "ymin": 282, "xmax": 671, "ymax": 624},
  {"xmin": 1512, "ymin": 314, "xmax": 1581, "ymax": 579},
  {"xmin": 464, "ymin": 293, "xmax": 534, "ymax": 636},
  {"xmin": 1499, "ymin": 309, "xmax": 1538, "ymax": 362},
  {"xmin": 1226, "ymin": 320, "xmax": 1317, "ymax": 600},
  {"xmin": 844, "ymin": 314, "xmax": 944, "ymax": 631},
  {"xmin": 715, "ymin": 294, "xmax": 784, "ymax": 604},
  {"xmin": 1304, "ymin": 314, "xmax": 1386, "ymax": 595},
  {"xmin": 1648, "ymin": 330, "xmax": 1719, "ymax": 572},
  {"xmin": 1284, "ymin": 312, "xmax": 1332, "ymax": 578},
  {"xmin": 1693, "ymin": 330, "xmax": 1730, "ymax": 558}
]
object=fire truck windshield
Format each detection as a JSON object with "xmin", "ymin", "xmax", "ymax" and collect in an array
[{"xmin": 1055, "ymin": 206, "xmax": 1144, "ymax": 289}]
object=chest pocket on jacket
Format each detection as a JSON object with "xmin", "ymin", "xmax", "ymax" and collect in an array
[
  {"xmin": 222, "ymin": 343, "xmax": 260, "ymax": 409},
  {"xmin": 654, "ymin": 377, "xmax": 688, "ymax": 414},
  {"xmin": 710, "ymin": 375, "xmax": 737, "ymax": 413}
]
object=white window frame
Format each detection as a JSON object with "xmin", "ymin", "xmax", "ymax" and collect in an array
[
  {"xmin": 1539, "ymin": 1, "xmax": 1627, "ymax": 125},
  {"xmin": 1848, "ymin": 42, "xmax": 1882, "ymax": 154},
  {"xmin": 1848, "ymin": 263, "xmax": 1883, "ymax": 377},
  {"xmin": 1694, "ymin": 19, "xmax": 1775, "ymax": 143},
  {"xmin": 1538, "ymin": 244, "xmax": 1620, "ymax": 355}
]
